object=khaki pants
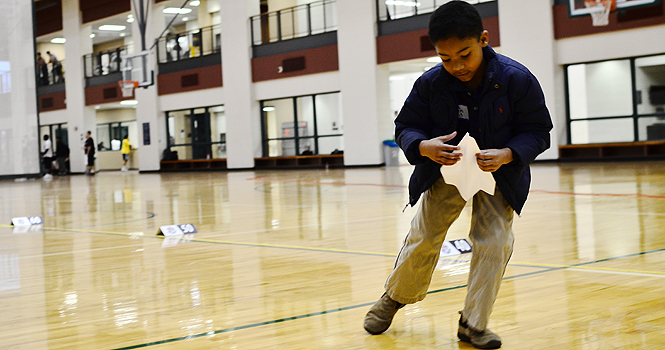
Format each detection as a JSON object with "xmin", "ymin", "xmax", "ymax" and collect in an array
[{"xmin": 385, "ymin": 177, "xmax": 514, "ymax": 331}]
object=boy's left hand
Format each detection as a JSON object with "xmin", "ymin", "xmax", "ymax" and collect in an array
[{"xmin": 475, "ymin": 148, "xmax": 513, "ymax": 172}]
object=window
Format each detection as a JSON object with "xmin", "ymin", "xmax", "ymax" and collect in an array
[
  {"xmin": 261, "ymin": 92, "xmax": 343, "ymax": 157},
  {"xmin": 96, "ymin": 121, "xmax": 138, "ymax": 151},
  {"xmin": 165, "ymin": 105, "xmax": 226, "ymax": 160},
  {"xmin": 565, "ymin": 54, "xmax": 665, "ymax": 144}
]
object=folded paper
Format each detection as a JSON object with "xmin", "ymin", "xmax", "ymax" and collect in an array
[{"xmin": 440, "ymin": 133, "xmax": 495, "ymax": 201}]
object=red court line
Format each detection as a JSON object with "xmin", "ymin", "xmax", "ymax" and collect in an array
[{"xmin": 249, "ymin": 177, "xmax": 665, "ymax": 199}]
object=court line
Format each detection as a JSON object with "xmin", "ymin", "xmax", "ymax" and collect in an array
[
  {"xmin": 114, "ymin": 255, "xmax": 659, "ymax": 350},
  {"xmin": 250, "ymin": 177, "xmax": 665, "ymax": 199},
  {"xmin": 3, "ymin": 224, "xmax": 664, "ymax": 277}
]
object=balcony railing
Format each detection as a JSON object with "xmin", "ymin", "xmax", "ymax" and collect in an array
[
  {"xmin": 376, "ymin": 0, "xmax": 496, "ymax": 22},
  {"xmin": 36, "ymin": 59, "xmax": 65, "ymax": 86},
  {"xmin": 156, "ymin": 25, "xmax": 221, "ymax": 64},
  {"xmin": 83, "ymin": 47, "xmax": 128, "ymax": 78},
  {"xmin": 250, "ymin": 0, "xmax": 337, "ymax": 46}
]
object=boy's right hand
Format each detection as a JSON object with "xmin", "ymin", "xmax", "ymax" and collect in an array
[{"xmin": 418, "ymin": 132, "xmax": 461, "ymax": 166}]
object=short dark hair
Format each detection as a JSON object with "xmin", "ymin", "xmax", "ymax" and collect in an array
[
  {"xmin": 43, "ymin": 134, "xmax": 49, "ymax": 140},
  {"xmin": 428, "ymin": 1, "xmax": 484, "ymax": 45}
]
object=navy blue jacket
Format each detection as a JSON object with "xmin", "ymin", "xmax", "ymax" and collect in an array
[{"xmin": 395, "ymin": 46, "xmax": 552, "ymax": 215}]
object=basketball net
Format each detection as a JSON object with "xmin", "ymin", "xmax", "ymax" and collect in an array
[
  {"xmin": 584, "ymin": 0, "xmax": 615, "ymax": 26},
  {"xmin": 119, "ymin": 80, "xmax": 139, "ymax": 98}
]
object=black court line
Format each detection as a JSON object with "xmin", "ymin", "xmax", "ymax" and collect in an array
[{"xmin": 111, "ymin": 246, "xmax": 665, "ymax": 350}]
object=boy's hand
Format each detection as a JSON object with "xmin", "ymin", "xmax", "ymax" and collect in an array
[
  {"xmin": 476, "ymin": 148, "xmax": 513, "ymax": 172},
  {"xmin": 419, "ymin": 132, "xmax": 461, "ymax": 166}
]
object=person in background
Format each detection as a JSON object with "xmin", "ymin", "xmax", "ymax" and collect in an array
[
  {"xmin": 36, "ymin": 52, "xmax": 49, "ymax": 86},
  {"xmin": 55, "ymin": 136, "xmax": 70, "ymax": 175},
  {"xmin": 121, "ymin": 135, "xmax": 131, "ymax": 171},
  {"xmin": 84, "ymin": 131, "xmax": 95, "ymax": 175},
  {"xmin": 47, "ymin": 51, "xmax": 63, "ymax": 83},
  {"xmin": 42, "ymin": 134, "xmax": 53, "ymax": 179}
]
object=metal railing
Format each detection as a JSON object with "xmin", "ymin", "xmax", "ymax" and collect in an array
[
  {"xmin": 156, "ymin": 25, "xmax": 221, "ymax": 64},
  {"xmin": 250, "ymin": 0, "xmax": 337, "ymax": 46},
  {"xmin": 376, "ymin": 0, "xmax": 496, "ymax": 21},
  {"xmin": 83, "ymin": 47, "xmax": 128, "ymax": 78}
]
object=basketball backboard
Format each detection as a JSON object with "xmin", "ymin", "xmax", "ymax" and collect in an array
[
  {"xmin": 120, "ymin": 50, "xmax": 153, "ymax": 88},
  {"xmin": 568, "ymin": 0, "xmax": 659, "ymax": 16}
]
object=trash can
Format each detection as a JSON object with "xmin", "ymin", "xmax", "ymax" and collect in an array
[{"xmin": 383, "ymin": 140, "xmax": 399, "ymax": 166}]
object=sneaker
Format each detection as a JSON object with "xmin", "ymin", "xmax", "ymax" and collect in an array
[
  {"xmin": 457, "ymin": 314, "xmax": 502, "ymax": 349},
  {"xmin": 43, "ymin": 173, "xmax": 53, "ymax": 181},
  {"xmin": 121, "ymin": 166, "xmax": 127, "ymax": 172},
  {"xmin": 363, "ymin": 293, "xmax": 404, "ymax": 335}
]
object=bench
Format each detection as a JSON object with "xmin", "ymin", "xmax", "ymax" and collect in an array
[
  {"xmin": 160, "ymin": 154, "xmax": 344, "ymax": 171},
  {"xmin": 559, "ymin": 141, "xmax": 665, "ymax": 160}
]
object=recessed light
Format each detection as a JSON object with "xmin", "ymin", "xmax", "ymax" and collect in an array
[
  {"xmin": 119, "ymin": 33, "xmax": 126, "ymax": 37},
  {"xmin": 90, "ymin": 33, "xmax": 96, "ymax": 38},
  {"xmin": 190, "ymin": 0, "xmax": 200, "ymax": 6},
  {"xmin": 262, "ymin": 106, "xmax": 275, "ymax": 112},
  {"xmin": 127, "ymin": 17, "xmax": 134, "ymax": 23},
  {"xmin": 120, "ymin": 100, "xmax": 138, "ymax": 105},
  {"xmin": 51, "ymin": 38, "xmax": 66, "ymax": 44},
  {"xmin": 99, "ymin": 25, "xmax": 126, "ymax": 31},
  {"xmin": 94, "ymin": 106, "xmax": 101, "ymax": 110},
  {"xmin": 182, "ymin": 17, "xmax": 189, "ymax": 21},
  {"xmin": 163, "ymin": 7, "xmax": 192, "ymax": 14}
]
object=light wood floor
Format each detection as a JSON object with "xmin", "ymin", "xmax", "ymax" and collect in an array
[{"xmin": 1, "ymin": 161, "xmax": 664, "ymax": 349}]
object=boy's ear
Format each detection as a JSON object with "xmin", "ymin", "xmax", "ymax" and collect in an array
[{"xmin": 480, "ymin": 30, "xmax": 489, "ymax": 47}]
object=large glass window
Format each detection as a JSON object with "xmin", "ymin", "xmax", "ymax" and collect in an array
[
  {"xmin": 96, "ymin": 121, "xmax": 138, "ymax": 151},
  {"xmin": 566, "ymin": 54, "xmax": 665, "ymax": 144},
  {"xmin": 261, "ymin": 92, "xmax": 342, "ymax": 157},
  {"xmin": 165, "ymin": 105, "xmax": 226, "ymax": 160}
]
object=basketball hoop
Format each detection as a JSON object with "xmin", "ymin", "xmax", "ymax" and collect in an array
[
  {"xmin": 584, "ymin": 0, "xmax": 615, "ymax": 26},
  {"xmin": 119, "ymin": 80, "xmax": 139, "ymax": 98}
]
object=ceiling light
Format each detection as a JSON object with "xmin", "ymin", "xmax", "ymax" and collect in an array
[
  {"xmin": 90, "ymin": 33, "xmax": 96, "ymax": 38},
  {"xmin": 426, "ymin": 57, "xmax": 440, "ymax": 63},
  {"xmin": 385, "ymin": 1, "xmax": 421, "ymax": 6},
  {"xmin": 120, "ymin": 100, "xmax": 138, "ymax": 105},
  {"xmin": 120, "ymin": 33, "xmax": 126, "ymax": 37},
  {"xmin": 99, "ymin": 25, "xmax": 126, "ymax": 31},
  {"xmin": 51, "ymin": 38, "xmax": 66, "ymax": 44},
  {"xmin": 163, "ymin": 7, "xmax": 192, "ymax": 14},
  {"xmin": 262, "ymin": 106, "xmax": 275, "ymax": 112},
  {"xmin": 127, "ymin": 17, "xmax": 135, "ymax": 23},
  {"xmin": 182, "ymin": 17, "xmax": 189, "ymax": 21},
  {"xmin": 190, "ymin": 0, "xmax": 200, "ymax": 6}
]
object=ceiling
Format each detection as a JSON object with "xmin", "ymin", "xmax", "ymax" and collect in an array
[{"xmin": 36, "ymin": 0, "xmax": 200, "ymax": 46}]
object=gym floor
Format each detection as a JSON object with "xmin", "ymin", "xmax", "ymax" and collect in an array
[{"xmin": 1, "ymin": 161, "xmax": 664, "ymax": 349}]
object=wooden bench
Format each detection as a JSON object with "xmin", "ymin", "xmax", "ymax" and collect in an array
[
  {"xmin": 559, "ymin": 141, "xmax": 665, "ymax": 160},
  {"xmin": 160, "ymin": 154, "xmax": 344, "ymax": 171}
]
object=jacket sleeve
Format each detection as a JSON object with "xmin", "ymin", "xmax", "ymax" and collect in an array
[
  {"xmin": 504, "ymin": 72, "xmax": 553, "ymax": 169},
  {"xmin": 395, "ymin": 76, "xmax": 435, "ymax": 165}
]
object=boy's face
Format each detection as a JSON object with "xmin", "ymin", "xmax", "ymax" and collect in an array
[{"xmin": 434, "ymin": 30, "xmax": 489, "ymax": 87}]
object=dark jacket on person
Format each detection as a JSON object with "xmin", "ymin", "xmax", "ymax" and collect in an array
[
  {"xmin": 395, "ymin": 46, "xmax": 553, "ymax": 215},
  {"xmin": 55, "ymin": 141, "xmax": 69, "ymax": 158}
]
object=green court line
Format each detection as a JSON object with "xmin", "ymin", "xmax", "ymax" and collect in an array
[{"xmin": 111, "ymin": 246, "xmax": 665, "ymax": 350}]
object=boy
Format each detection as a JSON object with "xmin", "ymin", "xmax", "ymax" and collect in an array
[{"xmin": 363, "ymin": 2, "xmax": 552, "ymax": 349}]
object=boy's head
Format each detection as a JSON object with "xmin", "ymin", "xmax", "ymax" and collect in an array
[{"xmin": 428, "ymin": 1, "xmax": 489, "ymax": 87}]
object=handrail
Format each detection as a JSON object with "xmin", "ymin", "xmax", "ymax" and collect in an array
[
  {"xmin": 155, "ymin": 24, "xmax": 221, "ymax": 64},
  {"xmin": 83, "ymin": 47, "xmax": 128, "ymax": 78},
  {"xmin": 376, "ymin": 0, "xmax": 496, "ymax": 22},
  {"xmin": 250, "ymin": 0, "xmax": 337, "ymax": 46}
]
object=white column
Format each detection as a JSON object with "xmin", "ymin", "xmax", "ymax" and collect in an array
[
  {"xmin": 132, "ymin": 0, "xmax": 163, "ymax": 171},
  {"xmin": 498, "ymin": 0, "xmax": 560, "ymax": 159},
  {"xmin": 62, "ymin": 0, "xmax": 96, "ymax": 173},
  {"xmin": 336, "ymin": 0, "xmax": 391, "ymax": 166},
  {"xmin": 0, "ymin": 0, "xmax": 39, "ymax": 176},
  {"xmin": 220, "ymin": 0, "xmax": 260, "ymax": 168}
]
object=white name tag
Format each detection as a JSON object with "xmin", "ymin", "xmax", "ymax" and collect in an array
[
  {"xmin": 11, "ymin": 216, "xmax": 43, "ymax": 226},
  {"xmin": 458, "ymin": 105, "xmax": 469, "ymax": 120},
  {"xmin": 157, "ymin": 223, "xmax": 197, "ymax": 236},
  {"xmin": 440, "ymin": 238, "xmax": 473, "ymax": 257}
]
